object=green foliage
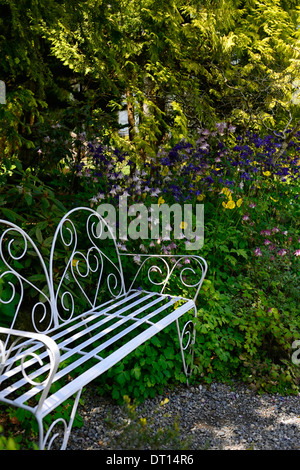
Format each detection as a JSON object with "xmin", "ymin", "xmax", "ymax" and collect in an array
[
  {"xmin": 0, "ymin": 87, "xmax": 47, "ymax": 168},
  {"xmin": 83, "ymin": 127, "xmax": 300, "ymax": 398},
  {"xmin": 1, "ymin": 0, "xmax": 300, "ymax": 448},
  {"xmin": 0, "ymin": 132, "xmax": 299, "ymax": 450},
  {"xmin": 96, "ymin": 324, "xmax": 187, "ymax": 403},
  {"xmin": 2, "ymin": 0, "xmax": 299, "ymax": 169},
  {"xmin": 3, "ymin": 396, "xmax": 83, "ymax": 450},
  {"xmin": 0, "ymin": 425, "xmax": 19, "ymax": 450},
  {"xmin": 0, "ymin": 167, "xmax": 67, "ymax": 223}
]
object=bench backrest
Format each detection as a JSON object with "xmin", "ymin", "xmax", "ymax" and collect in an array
[{"xmin": 0, "ymin": 207, "xmax": 125, "ymax": 335}]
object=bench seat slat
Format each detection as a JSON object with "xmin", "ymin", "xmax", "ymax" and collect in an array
[
  {"xmin": 41, "ymin": 299, "xmax": 195, "ymax": 417},
  {"xmin": 0, "ymin": 291, "xmax": 159, "ymax": 394},
  {"xmin": 11, "ymin": 293, "xmax": 171, "ymax": 406},
  {"xmin": 0, "ymin": 292, "xmax": 141, "ymax": 381},
  {"xmin": 1, "ymin": 293, "xmax": 194, "ymax": 412},
  {"xmin": 52, "ymin": 292, "xmax": 157, "ymax": 351},
  {"xmin": 0, "ymin": 292, "xmax": 144, "ymax": 393},
  {"xmin": 13, "ymin": 294, "xmax": 186, "ymax": 407}
]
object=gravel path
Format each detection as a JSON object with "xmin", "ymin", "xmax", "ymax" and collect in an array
[{"xmin": 65, "ymin": 381, "xmax": 300, "ymax": 450}]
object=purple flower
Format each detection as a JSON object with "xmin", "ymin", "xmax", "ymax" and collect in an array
[
  {"xmin": 261, "ymin": 230, "xmax": 271, "ymax": 236},
  {"xmin": 294, "ymin": 249, "xmax": 300, "ymax": 257},
  {"xmin": 278, "ymin": 249, "xmax": 287, "ymax": 256},
  {"xmin": 254, "ymin": 247, "xmax": 262, "ymax": 256}
]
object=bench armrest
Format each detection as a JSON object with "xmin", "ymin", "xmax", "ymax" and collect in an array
[
  {"xmin": 120, "ymin": 254, "xmax": 207, "ymax": 302},
  {"xmin": 0, "ymin": 327, "xmax": 60, "ymax": 413}
]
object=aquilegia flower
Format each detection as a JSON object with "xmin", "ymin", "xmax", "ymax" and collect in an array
[{"xmin": 254, "ymin": 247, "xmax": 262, "ymax": 256}]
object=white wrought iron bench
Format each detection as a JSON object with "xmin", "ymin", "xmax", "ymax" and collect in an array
[{"xmin": 0, "ymin": 207, "xmax": 207, "ymax": 450}]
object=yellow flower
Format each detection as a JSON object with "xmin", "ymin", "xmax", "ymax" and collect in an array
[
  {"xmin": 180, "ymin": 221, "xmax": 188, "ymax": 229},
  {"xmin": 158, "ymin": 196, "xmax": 165, "ymax": 206},
  {"xmin": 161, "ymin": 166, "xmax": 169, "ymax": 176},
  {"xmin": 236, "ymin": 198, "xmax": 243, "ymax": 207},
  {"xmin": 221, "ymin": 187, "xmax": 232, "ymax": 200},
  {"xmin": 223, "ymin": 200, "xmax": 236, "ymax": 209},
  {"xmin": 140, "ymin": 418, "xmax": 147, "ymax": 426},
  {"xmin": 197, "ymin": 194, "xmax": 205, "ymax": 201},
  {"xmin": 72, "ymin": 258, "xmax": 78, "ymax": 267},
  {"xmin": 270, "ymin": 196, "xmax": 278, "ymax": 202},
  {"xmin": 160, "ymin": 398, "xmax": 169, "ymax": 406},
  {"xmin": 263, "ymin": 171, "xmax": 271, "ymax": 177}
]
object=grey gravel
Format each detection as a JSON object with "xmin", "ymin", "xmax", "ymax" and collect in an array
[{"xmin": 64, "ymin": 382, "xmax": 300, "ymax": 450}]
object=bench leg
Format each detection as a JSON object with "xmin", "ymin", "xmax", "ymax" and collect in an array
[
  {"xmin": 176, "ymin": 306, "xmax": 197, "ymax": 385},
  {"xmin": 37, "ymin": 388, "xmax": 83, "ymax": 450}
]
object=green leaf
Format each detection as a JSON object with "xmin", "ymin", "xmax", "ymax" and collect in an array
[
  {"xmin": 24, "ymin": 193, "xmax": 33, "ymax": 206},
  {"xmin": 0, "ymin": 208, "xmax": 23, "ymax": 222},
  {"xmin": 35, "ymin": 227, "xmax": 43, "ymax": 244},
  {"xmin": 52, "ymin": 198, "xmax": 67, "ymax": 212},
  {"xmin": 132, "ymin": 365, "xmax": 141, "ymax": 380},
  {"xmin": 225, "ymin": 254, "xmax": 237, "ymax": 266},
  {"xmin": 28, "ymin": 274, "xmax": 46, "ymax": 282},
  {"xmin": 236, "ymin": 249, "xmax": 248, "ymax": 259}
]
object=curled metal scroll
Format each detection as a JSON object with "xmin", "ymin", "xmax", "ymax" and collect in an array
[
  {"xmin": 176, "ymin": 303, "xmax": 198, "ymax": 381},
  {"xmin": 40, "ymin": 388, "xmax": 82, "ymax": 450},
  {"xmin": 0, "ymin": 223, "xmax": 53, "ymax": 336},
  {"xmin": 170, "ymin": 256, "xmax": 207, "ymax": 296},
  {"xmin": 126, "ymin": 254, "xmax": 207, "ymax": 301},
  {"xmin": 180, "ymin": 320, "xmax": 195, "ymax": 351},
  {"xmin": 49, "ymin": 208, "xmax": 125, "ymax": 325},
  {"xmin": 43, "ymin": 418, "xmax": 68, "ymax": 450},
  {"xmin": 0, "ymin": 337, "xmax": 56, "ymax": 387},
  {"xmin": 147, "ymin": 258, "xmax": 170, "ymax": 287}
]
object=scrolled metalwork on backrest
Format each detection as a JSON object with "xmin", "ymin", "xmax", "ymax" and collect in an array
[
  {"xmin": 0, "ymin": 219, "xmax": 53, "ymax": 340},
  {"xmin": 49, "ymin": 207, "xmax": 125, "ymax": 326},
  {"xmin": 124, "ymin": 254, "xmax": 207, "ymax": 302},
  {"xmin": 0, "ymin": 208, "xmax": 125, "ymax": 335}
]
